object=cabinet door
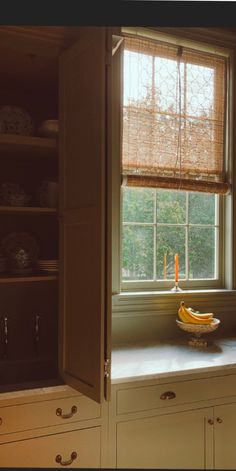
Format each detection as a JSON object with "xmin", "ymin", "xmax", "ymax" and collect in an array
[
  {"xmin": 59, "ymin": 27, "xmax": 111, "ymax": 403},
  {"xmin": 214, "ymin": 402, "xmax": 236, "ymax": 469},
  {"xmin": 117, "ymin": 408, "xmax": 213, "ymax": 469}
]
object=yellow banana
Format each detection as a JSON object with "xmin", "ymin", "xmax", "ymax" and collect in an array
[
  {"xmin": 187, "ymin": 307, "xmax": 213, "ymax": 320},
  {"xmin": 178, "ymin": 303, "xmax": 189, "ymax": 323},
  {"xmin": 178, "ymin": 301, "xmax": 214, "ymax": 325}
]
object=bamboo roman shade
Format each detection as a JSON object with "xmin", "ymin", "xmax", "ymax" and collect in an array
[{"xmin": 122, "ymin": 34, "xmax": 230, "ymax": 194}]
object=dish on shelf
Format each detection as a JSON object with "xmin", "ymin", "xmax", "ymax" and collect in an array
[
  {"xmin": 0, "ymin": 106, "xmax": 33, "ymax": 136},
  {"xmin": 38, "ymin": 181, "xmax": 58, "ymax": 208},
  {"xmin": 0, "ymin": 182, "xmax": 30, "ymax": 207},
  {"xmin": 1, "ymin": 232, "xmax": 39, "ymax": 274},
  {"xmin": 38, "ymin": 259, "xmax": 58, "ymax": 273},
  {"xmin": 38, "ymin": 120, "xmax": 59, "ymax": 138}
]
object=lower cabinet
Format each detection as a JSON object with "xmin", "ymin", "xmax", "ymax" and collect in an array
[
  {"xmin": 0, "ymin": 426, "xmax": 101, "ymax": 468},
  {"xmin": 117, "ymin": 408, "xmax": 213, "ymax": 469},
  {"xmin": 214, "ymin": 403, "xmax": 236, "ymax": 470},
  {"xmin": 2, "ymin": 373, "xmax": 236, "ymax": 468},
  {"xmin": 110, "ymin": 374, "xmax": 236, "ymax": 469},
  {"xmin": 0, "ymin": 388, "xmax": 104, "ymax": 468}
]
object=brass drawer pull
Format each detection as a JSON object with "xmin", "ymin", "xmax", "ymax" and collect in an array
[
  {"xmin": 216, "ymin": 417, "xmax": 223, "ymax": 423},
  {"xmin": 208, "ymin": 418, "xmax": 214, "ymax": 425},
  {"xmin": 56, "ymin": 405, "xmax": 77, "ymax": 419},
  {"xmin": 160, "ymin": 391, "xmax": 176, "ymax": 400},
  {"xmin": 55, "ymin": 451, "xmax": 77, "ymax": 466}
]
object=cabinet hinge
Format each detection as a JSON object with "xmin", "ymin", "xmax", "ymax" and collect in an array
[{"xmin": 104, "ymin": 359, "xmax": 110, "ymax": 378}]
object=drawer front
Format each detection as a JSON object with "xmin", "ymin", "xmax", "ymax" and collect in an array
[
  {"xmin": 0, "ymin": 395, "xmax": 100, "ymax": 434},
  {"xmin": 0, "ymin": 426, "xmax": 101, "ymax": 468},
  {"xmin": 117, "ymin": 374, "xmax": 236, "ymax": 414}
]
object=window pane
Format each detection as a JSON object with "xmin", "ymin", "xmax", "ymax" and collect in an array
[
  {"xmin": 189, "ymin": 227, "xmax": 216, "ymax": 279},
  {"xmin": 186, "ymin": 64, "xmax": 214, "ymax": 117},
  {"xmin": 122, "ymin": 226, "xmax": 154, "ymax": 280},
  {"xmin": 156, "ymin": 226, "xmax": 186, "ymax": 280},
  {"xmin": 124, "ymin": 50, "xmax": 152, "ymax": 106},
  {"xmin": 156, "ymin": 190, "xmax": 186, "ymax": 224},
  {"xmin": 189, "ymin": 192, "xmax": 215, "ymax": 225},
  {"xmin": 154, "ymin": 57, "xmax": 184, "ymax": 113},
  {"xmin": 123, "ymin": 187, "xmax": 154, "ymax": 223}
]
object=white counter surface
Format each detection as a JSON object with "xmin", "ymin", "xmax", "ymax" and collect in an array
[{"xmin": 111, "ymin": 337, "xmax": 236, "ymax": 384}]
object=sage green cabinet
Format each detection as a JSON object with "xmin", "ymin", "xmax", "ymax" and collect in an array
[
  {"xmin": 116, "ymin": 407, "xmax": 213, "ymax": 469},
  {"xmin": 214, "ymin": 402, "xmax": 236, "ymax": 469}
]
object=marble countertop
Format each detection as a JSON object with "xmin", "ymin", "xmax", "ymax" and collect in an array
[{"xmin": 111, "ymin": 337, "xmax": 236, "ymax": 384}]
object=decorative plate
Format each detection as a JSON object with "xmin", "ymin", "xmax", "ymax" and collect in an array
[
  {"xmin": 0, "ymin": 182, "xmax": 30, "ymax": 207},
  {"xmin": 0, "ymin": 106, "xmax": 33, "ymax": 136},
  {"xmin": 1, "ymin": 232, "xmax": 39, "ymax": 274}
]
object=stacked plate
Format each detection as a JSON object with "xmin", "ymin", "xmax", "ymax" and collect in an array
[{"xmin": 38, "ymin": 259, "xmax": 58, "ymax": 274}]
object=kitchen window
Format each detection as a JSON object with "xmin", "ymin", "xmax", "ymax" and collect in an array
[{"xmin": 119, "ymin": 29, "xmax": 231, "ymax": 292}]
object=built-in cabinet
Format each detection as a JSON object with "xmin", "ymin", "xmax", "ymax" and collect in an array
[
  {"xmin": 0, "ymin": 26, "xmax": 114, "ymax": 401},
  {"xmin": 109, "ymin": 373, "xmax": 236, "ymax": 470},
  {"xmin": 1, "ymin": 370, "xmax": 236, "ymax": 467},
  {"xmin": 0, "ymin": 386, "xmax": 107, "ymax": 468},
  {"xmin": 0, "ymin": 24, "xmax": 114, "ymax": 469},
  {"xmin": 214, "ymin": 403, "xmax": 236, "ymax": 469},
  {"xmin": 116, "ymin": 407, "xmax": 213, "ymax": 469}
]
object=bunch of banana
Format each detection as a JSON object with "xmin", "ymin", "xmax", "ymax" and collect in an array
[{"xmin": 178, "ymin": 301, "xmax": 214, "ymax": 325}]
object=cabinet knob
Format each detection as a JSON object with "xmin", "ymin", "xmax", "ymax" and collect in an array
[
  {"xmin": 216, "ymin": 417, "xmax": 223, "ymax": 423},
  {"xmin": 208, "ymin": 418, "xmax": 214, "ymax": 425},
  {"xmin": 160, "ymin": 391, "xmax": 176, "ymax": 400},
  {"xmin": 0, "ymin": 418, "xmax": 2, "ymax": 426},
  {"xmin": 56, "ymin": 405, "xmax": 77, "ymax": 419},
  {"xmin": 55, "ymin": 451, "xmax": 77, "ymax": 466}
]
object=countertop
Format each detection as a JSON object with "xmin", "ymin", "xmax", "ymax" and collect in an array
[{"xmin": 111, "ymin": 337, "xmax": 236, "ymax": 384}]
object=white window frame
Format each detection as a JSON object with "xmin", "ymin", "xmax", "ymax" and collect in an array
[{"xmin": 111, "ymin": 27, "xmax": 233, "ymax": 299}]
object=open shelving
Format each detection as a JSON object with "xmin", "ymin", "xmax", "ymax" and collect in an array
[
  {"xmin": 0, "ymin": 134, "xmax": 57, "ymax": 156},
  {"xmin": 0, "ymin": 274, "xmax": 58, "ymax": 283},
  {"xmin": 0, "ymin": 206, "xmax": 58, "ymax": 214}
]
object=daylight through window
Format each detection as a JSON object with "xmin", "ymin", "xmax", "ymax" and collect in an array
[{"xmin": 121, "ymin": 32, "xmax": 228, "ymax": 287}]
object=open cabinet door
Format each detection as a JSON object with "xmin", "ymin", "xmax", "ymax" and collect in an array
[{"xmin": 59, "ymin": 27, "xmax": 111, "ymax": 403}]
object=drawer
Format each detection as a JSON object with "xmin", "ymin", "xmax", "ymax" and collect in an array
[
  {"xmin": 117, "ymin": 374, "xmax": 236, "ymax": 414},
  {"xmin": 0, "ymin": 426, "xmax": 101, "ymax": 468},
  {"xmin": 0, "ymin": 395, "xmax": 100, "ymax": 435}
]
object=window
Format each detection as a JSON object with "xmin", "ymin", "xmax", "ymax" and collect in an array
[
  {"xmin": 122, "ymin": 187, "xmax": 219, "ymax": 285},
  {"xmin": 120, "ymin": 30, "xmax": 230, "ymax": 290}
]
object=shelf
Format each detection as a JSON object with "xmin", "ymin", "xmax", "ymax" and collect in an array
[
  {"xmin": 0, "ymin": 206, "xmax": 58, "ymax": 214},
  {"xmin": 0, "ymin": 134, "xmax": 57, "ymax": 156},
  {"xmin": 0, "ymin": 274, "xmax": 58, "ymax": 283}
]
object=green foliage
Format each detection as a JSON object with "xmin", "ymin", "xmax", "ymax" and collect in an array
[{"xmin": 122, "ymin": 188, "xmax": 216, "ymax": 281}]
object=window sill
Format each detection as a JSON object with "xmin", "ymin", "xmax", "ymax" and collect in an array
[{"xmin": 112, "ymin": 288, "xmax": 236, "ymax": 317}]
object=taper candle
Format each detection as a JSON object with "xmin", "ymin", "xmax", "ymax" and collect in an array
[{"xmin": 175, "ymin": 253, "xmax": 179, "ymax": 283}]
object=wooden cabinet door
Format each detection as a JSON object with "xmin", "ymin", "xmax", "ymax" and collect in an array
[
  {"xmin": 214, "ymin": 402, "xmax": 236, "ymax": 469},
  {"xmin": 117, "ymin": 407, "xmax": 213, "ymax": 469},
  {"xmin": 59, "ymin": 27, "xmax": 112, "ymax": 403}
]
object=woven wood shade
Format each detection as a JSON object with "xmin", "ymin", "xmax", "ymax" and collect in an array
[{"xmin": 122, "ymin": 35, "xmax": 230, "ymax": 194}]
